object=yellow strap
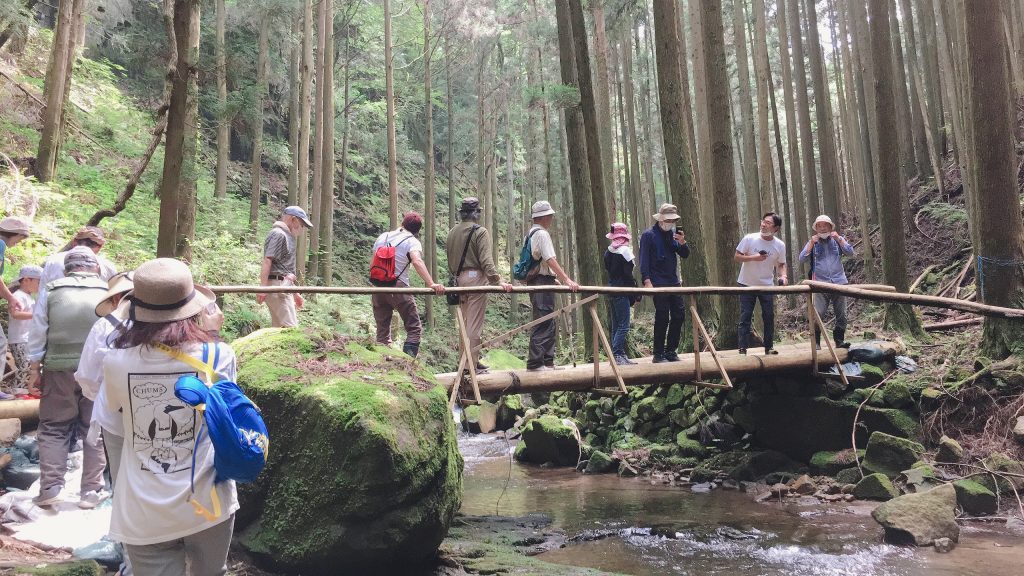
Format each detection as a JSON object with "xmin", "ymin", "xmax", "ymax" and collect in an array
[
  {"xmin": 151, "ymin": 342, "xmax": 217, "ymax": 383},
  {"xmin": 189, "ymin": 488, "xmax": 223, "ymax": 522}
]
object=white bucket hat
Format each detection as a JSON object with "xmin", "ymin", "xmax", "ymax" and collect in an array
[
  {"xmin": 813, "ymin": 214, "xmax": 835, "ymax": 229},
  {"xmin": 531, "ymin": 200, "xmax": 556, "ymax": 218}
]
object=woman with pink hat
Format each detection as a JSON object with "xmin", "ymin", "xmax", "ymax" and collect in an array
[{"xmin": 604, "ymin": 223, "xmax": 639, "ymax": 365}]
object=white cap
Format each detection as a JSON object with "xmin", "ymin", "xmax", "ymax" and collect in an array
[
  {"xmin": 531, "ymin": 200, "xmax": 556, "ymax": 218},
  {"xmin": 813, "ymin": 214, "xmax": 834, "ymax": 228}
]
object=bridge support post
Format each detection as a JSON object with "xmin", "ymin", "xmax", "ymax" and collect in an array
[
  {"xmin": 587, "ymin": 302, "xmax": 627, "ymax": 394},
  {"xmin": 689, "ymin": 296, "xmax": 733, "ymax": 389}
]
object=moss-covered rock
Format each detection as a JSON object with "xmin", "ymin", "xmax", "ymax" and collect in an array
[
  {"xmin": 585, "ymin": 450, "xmax": 617, "ymax": 474},
  {"xmin": 665, "ymin": 384, "xmax": 687, "ymax": 407},
  {"xmin": 882, "ymin": 381, "xmax": 914, "ymax": 409},
  {"xmin": 730, "ymin": 405, "xmax": 756, "ymax": 433},
  {"xmin": 233, "ymin": 329, "xmax": 463, "ymax": 574},
  {"xmin": 729, "ymin": 450, "xmax": 800, "ymax": 481},
  {"xmin": 809, "ymin": 449, "xmax": 864, "ymax": 476},
  {"xmin": 690, "ymin": 450, "xmax": 752, "ymax": 483},
  {"xmin": 630, "ymin": 396, "xmax": 667, "ymax": 422},
  {"xmin": 859, "ymin": 363, "xmax": 887, "ymax": 386},
  {"xmin": 848, "ymin": 388, "xmax": 887, "ymax": 407},
  {"xmin": 648, "ymin": 444, "xmax": 678, "ymax": 461},
  {"xmin": 862, "ymin": 432, "xmax": 925, "ymax": 478},
  {"xmin": 675, "ymin": 433, "xmax": 707, "ymax": 458},
  {"xmin": 953, "ymin": 479, "xmax": 997, "ymax": 515},
  {"xmin": 514, "ymin": 415, "xmax": 581, "ymax": 467},
  {"xmin": 976, "ymin": 453, "xmax": 1024, "ymax": 495},
  {"xmin": 496, "ymin": 395, "xmax": 525, "ymax": 431},
  {"xmin": 835, "ymin": 467, "xmax": 863, "ymax": 485},
  {"xmin": 936, "ymin": 435, "xmax": 964, "ymax": 463},
  {"xmin": 480, "ymin": 349, "xmax": 526, "ymax": 370},
  {"xmin": 871, "ymin": 484, "xmax": 960, "ymax": 546},
  {"xmin": 853, "ymin": 473, "xmax": 899, "ymax": 500}
]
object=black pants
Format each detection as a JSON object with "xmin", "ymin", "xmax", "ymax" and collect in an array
[
  {"xmin": 737, "ymin": 286, "xmax": 775, "ymax": 351},
  {"xmin": 527, "ymin": 275, "xmax": 557, "ymax": 369},
  {"xmin": 652, "ymin": 291, "xmax": 685, "ymax": 356}
]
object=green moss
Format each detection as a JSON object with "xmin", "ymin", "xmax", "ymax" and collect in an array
[
  {"xmin": 953, "ymin": 479, "xmax": 998, "ymax": 515},
  {"xmin": 863, "ymin": 432, "xmax": 925, "ymax": 478},
  {"xmin": 853, "ymin": 473, "xmax": 900, "ymax": 500},
  {"xmin": 810, "ymin": 449, "xmax": 864, "ymax": 475},
  {"xmin": 665, "ymin": 384, "xmax": 687, "ymax": 407},
  {"xmin": 860, "ymin": 363, "xmax": 886, "ymax": 385},
  {"xmin": 23, "ymin": 562, "xmax": 103, "ymax": 576},
  {"xmin": 675, "ymin": 433, "xmax": 707, "ymax": 458},
  {"xmin": 976, "ymin": 453, "xmax": 1024, "ymax": 494},
  {"xmin": 882, "ymin": 380, "xmax": 915, "ymax": 409},
  {"xmin": 481, "ymin": 349, "xmax": 527, "ymax": 370}
]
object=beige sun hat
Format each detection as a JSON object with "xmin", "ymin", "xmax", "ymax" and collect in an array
[
  {"xmin": 531, "ymin": 200, "xmax": 556, "ymax": 218},
  {"xmin": 95, "ymin": 271, "xmax": 135, "ymax": 317},
  {"xmin": 653, "ymin": 203, "xmax": 681, "ymax": 222},
  {"xmin": 813, "ymin": 214, "xmax": 835, "ymax": 229},
  {"xmin": 0, "ymin": 216, "xmax": 30, "ymax": 237},
  {"xmin": 123, "ymin": 258, "xmax": 213, "ymax": 323}
]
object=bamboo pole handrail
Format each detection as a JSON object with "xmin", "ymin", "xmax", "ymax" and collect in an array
[
  {"xmin": 208, "ymin": 283, "xmax": 893, "ymax": 296},
  {"xmin": 802, "ymin": 280, "xmax": 1024, "ymax": 319}
]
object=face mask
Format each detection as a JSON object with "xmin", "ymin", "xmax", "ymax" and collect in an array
[
  {"xmin": 761, "ymin": 230, "xmax": 774, "ymax": 238},
  {"xmin": 659, "ymin": 222, "xmax": 675, "ymax": 232},
  {"xmin": 818, "ymin": 232, "xmax": 831, "ymax": 240}
]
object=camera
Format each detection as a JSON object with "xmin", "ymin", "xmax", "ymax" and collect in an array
[
  {"xmin": 675, "ymin": 226, "xmax": 683, "ymax": 234},
  {"xmin": 758, "ymin": 250, "xmax": 768, "ymax": 256}
]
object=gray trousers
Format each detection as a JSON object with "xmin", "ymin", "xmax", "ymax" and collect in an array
[
  {"xmin": 102, "ymin": 427, "xmax": 133, "ymax": 576},
  {"xmin": 813, "ymin": 292, "xmax": 848, "ymax": 331},
  {"xmin": 527, "ymin": 275, "xmax": 557, "ymax": 369},
  {"xmin": 125, "ymin": 515, "xmax": 234, "ymax": 576},
  {"xmin": 38, "ymin": 370, "xmax": 105, "ymax": 493}
]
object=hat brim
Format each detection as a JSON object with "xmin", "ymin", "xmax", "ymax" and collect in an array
[
  {"xmin": 119, "ymin": 285, "xmax": 215, "ymax": 323},
  {"xmin": 299, "ymin": 216, "xmax": 314, "ymax": 228},
  {"xmin": 95, "ymin": 285, "xmax": 135, "ymax": 317},
  {"xmin": 653, "ymin": 213, "xmax": 681, "ymax": 221},
  {"xmin": 605, "ymin": 232, "xmax": 631, "ymax": 240},
  {"xmin": 532, "ymin": 209, "xmax": 556, "ymax": 218}
]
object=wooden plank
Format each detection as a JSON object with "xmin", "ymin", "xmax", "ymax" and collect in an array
[
  {"xmin": 810, "ymin": 304, "xmax": 851, "ymax": 389},
  {"xmin": 588, "ymin": 304, "xmax": 627, "ymax": 394},
  {"xmin": 474, "ymin": 294, "xmax": 600, "ymax": 354},
  {"xmin": 455, "ymin": 306, "xmax": 481, "ymax": 404},
  {"xmin": 690, "ymin": 295, "xmax": 701, "ymax": 381},
  {"xmin": 692, "ymin": 304, "xmax": 732, "ymax": 390}
]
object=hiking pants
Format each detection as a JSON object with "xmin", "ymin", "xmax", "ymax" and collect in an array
[
  {"xmin": 737, "ymin": 285, "xmax": 775, "ymax": 351},
  {"xmin": 38, "ymin": 370, "xmax": 105, "ymax": 494},
  {"xmin": 813, "ymin": 292, "xmax": 848, "ymax": 334},
  {"xmin": 372, "ymin": 281, "xmax": 422, "ymax": 346},
  {"xmin": 652, "ymin": 291, "xmax": 685, "ymax": 356},
  {"xmin": 458, "ymin": 269, "xmax": 490, "ymax": 366},
  {"xmin": 265, "ymin": 278, "xmax": 298, "ymax": 328},
  {"xmin": 527, "ymin": 275, "xmax": 557, "ymax": 369},
  {"xmin": 125, "ymin": 514, "xmax": 234, "ymax": 576},
  {"xmin": 102, "ymin": 427, "xmax": 134, "ymax": 576},
  {"xmin": 609, "ymin": 296, "xmax": 632, "ymax": 358}
]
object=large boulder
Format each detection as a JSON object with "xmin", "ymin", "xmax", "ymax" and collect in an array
[
  {"xmin": 871, "ymin": 484, "xmax": 960, "ymax": 546},
  {"xmin": 514, "ymin": 415, "xmax": 580, "ymax": 467},
  {"xmin": 809, "ymin": 449, "xmax": 864, "ymax": 476},
  {"xmin": 862, "ymin": 432, "xmax": 925, "ymax": 478},
  {"xmin": 232, "ymin": 329, "xmax": 463, "ymax": 574},
  {"xmin": 853, "ymin": 473, "xmax": 899, "ymax": 501},
  {"xmin": 953, "ymin": 479, "xmax": 997, "ymax": 515}
]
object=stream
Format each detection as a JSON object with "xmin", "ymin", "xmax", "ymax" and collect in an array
[{"xmin": 457, "ymin": 432, "xmax": 1024, "ymax": 576}]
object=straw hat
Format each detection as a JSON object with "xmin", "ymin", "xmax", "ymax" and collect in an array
[
  {"xmin": 95, "ymin": 271, "xmax": 134, "ymax": 317},
  {"xmin": 0, "ymin": 217, "xmax": 30, "ymax": 237},
  {"xmin": 653, "ymin": 203, "xmax": 681, "ymax": 222},
  {"xmin": 123, "ymin": 258, "xmax": 212, "ymax": 323},
  {"xmin": 813, "ymin": 214, "xmax": 835, "ymax": 229}
]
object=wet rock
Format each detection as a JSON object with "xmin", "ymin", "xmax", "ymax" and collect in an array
[
  {"xmin": 810, "ymin": 449, "xmax": 864, "ymax": 476},
  {"xmin": 496, "ymin": 395, "xmax": 526, "ymax": 431},
  {"xmin": 618, "ymin": 461, "xmax": 638, "ymax": 477},
  {"xmin": 14, "ymin": 435, "xmax": 38, "ymax": 461},
  {"xmin": 976, "ymin": 453, "xmax": 1024, "ymax": 495},
  {"xmin": 691, "ymin": 482, "xmax": 715, "ymax": 493},
  {"xmin": 730, "ymin": 450, "xmax": 800, "ymax": 482},
  {"xmin": 769, "ymin": 483, "xmax": 790, "ymax": 497},
  {"xmin": 730, "ymin": 405, "xmax": 756, "ymax": 433},
  {"xmin": 789, "ymin": 475, "xmax": 817, "ymax": 495},
  {"xmin": 853, "ymin": 473, "xmax": 900, "ymax": 501},
  {"xmin": 871, "ymin": 484, "xmax": 959, "ymax": 546},
  {"xmin": 721, "ymin": 479, "xmax": 739, "ymax": 490},
  {"xmin": 233, "ymin": 329, "xmax": 462, "ymax": 574},
  {"xmin": 953, "ymin": 479, "xmax": 998, "ymax": 516},
  {"xmin": 584, "ymin": 450, "xmax": 617, "ymax": 474},
  {"xmin": 675, "ymin": 433, "xmax": 707, "ymax": 458},
  {"xmin": 835, "ymin": 467, "xmax": 863, "ymax": 485},
  {"xmin": 690, "ymin": 450, "xmax": 751, "ymax": 483},
  {"xmin": 841, "ymin": 483, "xmax": 857, "ymax": 495},
  {"xmin": 698, "ymin": 419, "xmax": 742, "ymax": 447},
  {"xmin": 902, "ymin": 462, "xmax": 940, "ymax": 493},
  {"xmin": 1013, "ymin": 416, "xmax": 1024, "ymax": 445},
  {"xmin": 936, "ymin": 435, "xmax": 964, "ymax": 463},
  {"xmin": 514, "ymin": 415, "xmax": 581, "ymax": 467},
  {"xmin": 73, "ymin": 538, "xmax": 123, "ymax": 569},
  {"xmin": 863, "ymin": 432, "xmax": 925, "ymax": 478},
  {"xmin": 933, "ymin": 537, "xmax": 955, "ymax": 553},
  {"xmin": 717, "ymin": 526, "xmax": 757, "ymax": 540},
  {"xmin": 823, "ymin": 378, "xmax": 849, "ymax": 398}
]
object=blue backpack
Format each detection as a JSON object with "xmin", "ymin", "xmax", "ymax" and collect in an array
[{"xmin": 512, "ymin": 228, "xmax": 542, "ymax": 280}]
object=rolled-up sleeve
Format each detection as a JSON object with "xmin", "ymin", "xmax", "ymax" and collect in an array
[{"xmin": 27, "ymin": 290, "xmax": 49, "ymax": 362}]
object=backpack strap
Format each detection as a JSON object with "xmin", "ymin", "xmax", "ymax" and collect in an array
[
  {"xmin": 391, "ymin": 234, "xmax": 416, "ymax": 280},
  {"xmin": 151, "ymin": 342, "xmax": 217, "ymax": 384},
  {"xmin": 103, "ymin": 314, "xmax": 124, "ymax": 330},
  {"xmin": 455, "ymin": 225, "xmax": 480, "ymax": 278}
]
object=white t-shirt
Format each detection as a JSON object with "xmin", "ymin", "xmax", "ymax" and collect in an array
[
  {"xmin": 7, "ymin": 290, "xmax": 34, "ymax": 344},
  {"xmin": 736, "ymin": 233, "xmax": 787, "ymax": 287},
  {"xmin": 372, "ymin": 229, "xmax": 423, "ymax": 286},
  {"xmin": 76, "ymin": 314, "xmax": 127, "ymax": 435},
  {"xmin": 529, "ymin": 225, "xmax": 557, "ymax": 276},
  {"xmin": 103, "ymin": 341, "xmax": 239, "ymax": 546}
]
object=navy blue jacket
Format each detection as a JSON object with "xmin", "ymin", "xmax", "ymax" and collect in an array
[{"xmin": 639, "ymin": 225, "xmax": 690, "ymax": 286}]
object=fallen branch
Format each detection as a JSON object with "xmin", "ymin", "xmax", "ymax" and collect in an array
[
  {"xmin": 914, "ymin": 209, "xmax": 942, "ymax": 243},
  {"xmin": 940, "ymin": 256, "xmax": 974, "ymax": 299},
  {"xmin": 946, "ymin": 357, "xmax": 1020, "ymax": 393},
  {"xmin": 924, "ymin": 317, "xmax": 983, "ymax": 331},
  {"xmin": 803, "ymin": 280, "xmax": 1024, "ymax": 319},
  {"xmin": 909, "ymin": 264, "xmax": 937, "ymax": 294},
  {"xmin": 0, "ymin": 68, "xmax": 105, "ymax": 149}
]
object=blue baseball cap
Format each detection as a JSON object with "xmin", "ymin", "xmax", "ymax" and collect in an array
[{"xmin": 283, "ymin": 206, "xmax": 313, "ymax": 228}]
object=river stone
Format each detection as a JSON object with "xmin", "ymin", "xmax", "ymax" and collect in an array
[
  {"xmin": 1013, "ymin": 416, "xmax": 1024, "ymax": 444},
  {"xmin": 232, "ymin": 329, "xmax": 463, "ymax": 574},
  {"xmin": 631, "ymin": 396, "xmax": 667, "ymax": 422},
  {"xmin": 809, "ymin": 449, "xmax": 864, "ymax": 476},
  {"xmin": 496, "ymin": 395, "xmax": 525, "ymax": 431},
  {"xmin": 675, "ymin": 433, "xmax": 707, "ymax": 458},
  {"xmin": 585, "ymin": 450, "xmax": 617, "ymax": 474},
  {"xmin": 835, "ymin": 467, "xmax": 863, "ymax": 485},
  {"xmin": 863, "ymin": 432, "xmax": 925, "ymax": 478},
  {"xmin": 665, "ymin": 384, "xmax": 687, "ymax": 407},
  {"xmin": 0, "ymin": 419, "xmax": 21, "ymax": 446},
  {"xmin": 936, "ymin": 435, "xmax": 964, "ymax": 463},
  {"xmin": 933, "ymin": 537, "xmax": 955, "ymax": 553},
  {"xmin": 953, "ymin": 479, "xmax": 997, "ymax": 515},
  {"xmin": 514, "ymin": 415, "xmax": 580, "ymax": 467},
  {"xmin": 853, "ymin": 473, "xmax": 899, "ymax": 500},
  {"xmin": 871, "ymin": 484, "xmax": 960, "ymax": 546}
]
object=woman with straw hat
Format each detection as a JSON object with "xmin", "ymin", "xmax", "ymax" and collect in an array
[{"xmin": 102, "ymin": 259, "xmax": 237, "ymax": 574}]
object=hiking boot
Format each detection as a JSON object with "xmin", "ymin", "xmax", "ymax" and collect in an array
[
  {"xmin": 765, "ymin": 348, "xmax": 779, "ymax": 355},
  {"xmin": 738, "ymin": 349, "xmax": 747, "ymax": 355},
  {"xmin": 33, "ymin": 485, "xmax": 62, "ymax": 507},
  {"xmin": 402, "ymin": 342, "xmax": 420, "ymax": 357},
  {"xmin": 527, "ymin": 366, "xmax": 551, "ymax": 372},
  {"xmin": 833, "ymin": 329, "xmax": 850, "ymax": 349},
  {"xmin": 545, "ymin": 364, "xmax": 565, "ymax": 371},
  {"xmin": 78, "ymin": 489, "xmax": 111, "ymax": 510},
  {"xmin": 476, "ymin": 362, "xmax": 489, "ymax": 371},
  {"xmin": 614, "ymin": 355, "xmax": 637, "ymax": 366},
  {"xmin": 662, "ymin": 352, "xmax": 680, "ymax": 362},
  {"xmin": 652, "ymin": 354, "xmax": 667, "ymax": 363}
]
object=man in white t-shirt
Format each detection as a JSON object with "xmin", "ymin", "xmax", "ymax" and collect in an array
[
  {"xmin": 734, "ymin": 212, "xmax": 788, "ymax": 355},
  {"xmin": 369, "ymin": 212, "xmax": 444, "ymax": 357},
  {"xmin": 523, "ymin": 201, "xmax": 580, "ymax": 371}
]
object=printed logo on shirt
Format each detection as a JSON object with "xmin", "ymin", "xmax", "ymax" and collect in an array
[{"xmin": 129, "ymin": 372, "xmax": 197, "ymax": 475}]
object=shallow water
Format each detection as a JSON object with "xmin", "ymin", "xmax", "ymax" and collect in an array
[{"xmin": 458, "ymin": 433, "xmax": 1024, "ymax": 576}]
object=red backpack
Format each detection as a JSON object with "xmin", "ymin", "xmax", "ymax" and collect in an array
[{"xmin": 369, "ymin": 233, "xmax": 413, "ymax": 287}]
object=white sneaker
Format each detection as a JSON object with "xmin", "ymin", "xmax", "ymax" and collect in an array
[
  {"xmin": 78, "ymin": 489, "xmax": 111, "ymax": 509},
  {"xmin": 33, "ymin": 485, "xmax": 63, "ymax": 507}
]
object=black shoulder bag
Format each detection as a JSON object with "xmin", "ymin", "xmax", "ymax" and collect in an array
[{"xmin": 447, "ymin": 225, "xmax": 479, "ymax": 306}]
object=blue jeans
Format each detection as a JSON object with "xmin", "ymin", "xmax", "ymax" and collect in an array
[
  {"xmin": 737, "ymin": 285, "xmax": 775, "ymax": 351},
  {"xmin": 609, "ymin": 296, "xmax": 632, "ymax": 357}
]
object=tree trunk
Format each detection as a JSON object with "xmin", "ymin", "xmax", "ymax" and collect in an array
[
  {"xmin": 652, "ymin": 0, "xmax": 714, "ymax": 327},
  {"xmin": 296, "ymin": 0, "xmax": 313, "ymax": 278},
  {"xmin": 589, "ymin": 0, "xmax": 616, "ymax": 222},
  {"xmin": 776, "ymin": 0, "xmax": 807, "ymax": 263},
  {"xmin": 308, "ymin": 0, "xmax": 326, "ymax": 279},
  {"xmin": 867, "ymin": 0, "xmax": 923, "ymax": 335},
  {"xmin": 699, "ymin": 0, "xmax": 741, "ymax": 348},
  {"xmin": 787, "ymin": 0, "xmax": 819, "ymax": 220},
  {"xmin": 675, "ymin": 4, "xmax": 699, "ymax": 196},
  {"xmin": 850, "ymin": 0, "xmax": 881, "ymax": 225},
  {"xmin": 423, "ymin": 0, "xmax": 435, "ymax": 327},
  {"xmin": 172, "ymin": 0, "xmax": 199, "ymax": 262},
  {"xmin": 688, "ymin": 0, "xmax": 718, "ymax": 282},
  {"xmin": 897, "ymin": 0, "xmax": 931, "ymax": 179},
  {"xmin": 214, "ymin": 0, "xmax": 229, "ymax": 199},
  {"xmin": 964, "ymin": 0, "xmax": 1024, "ymax": 357},
  {"xmin": 751, "ymin": 0, "xmax": 774, "ymax": 215},
  {"xmin": 555, "ymin": 0, "xmax": 599, "ymax": 348},
  {"xmin": 918, "ymin": 0, "xmax": 944, "ymax": 160},
  {"xmin": 317, "ymin": 0, "xmax": 335, "ymax": 284},
  {"xmin": 802, "ymin": 0, "xmax": 840, "ymax": 217},
  {"xmin": 35, "ymin": 0, "xmax": 76, "ymax": 183},
  {"xmin": 328, "ymin": 30, "xmax": 351, "ymax": 285},
  {"xmin": 732, "ymin": 0, "xmax": 760, "ymax": 226},
  {"xmin": 248, "ymin": 12, "xmax": 269, "ymax": 233},
  {"xmin": 384, "ymin": 0, "xmax": 399, "ymax": 228},
  {"xmin": 888, "ymin": 0, "xmax": 915, "ymax": 229},
  {"xmin": 621, "ymin": 29, "xmax": 643, "ymax": 236},
  {"xmin": 768, "ymin": 46, "xmax": 793, "ymax": 279},
  {"xmin": 285, "ymin": 7, "xmax": 300, "ymax": 205},
  {"xmin": 445, "ymin": 34, "xmax": 456, "ymax": 229}
]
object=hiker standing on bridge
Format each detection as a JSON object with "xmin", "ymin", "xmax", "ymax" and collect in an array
[
  {"xmin": 445, "ymin": 197, "xmax": 513, "ymax": 373},
  {"xmin": 523, "ymin": 201, "xmax": 579, "ymax": 372},
  {"xmin": 258, "ymin": 206, "xmax": 313, "ymax": 328},
  {"xmin": 371, "ymin": 212, "xmax": 445, "ymax": 358},
  {"xmin": 605, "ymin": 222, "xmax": 640, "ymax": 365},
  {"xmin": 735, "ymin": 212, "xmax": 788, "ymax": 355},
  {"xmin": 639, "ymin": 204, "xmax": 689, "ymax": 363},
  {"xmin": 799, "ymin": 214, "xmax": 855, "ymax": 349}
]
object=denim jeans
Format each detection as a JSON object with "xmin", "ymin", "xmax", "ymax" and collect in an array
[
  {"xmin": 608, "ymin": 296, "xmax": 632, "ymax": 357},
  {"xmin": 652, "ymin": 293, "xmax": 685, "ymax": 355},
  {"xmin": 737, "ymin": 286, "xmax": 775, "ymax": 351}
]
